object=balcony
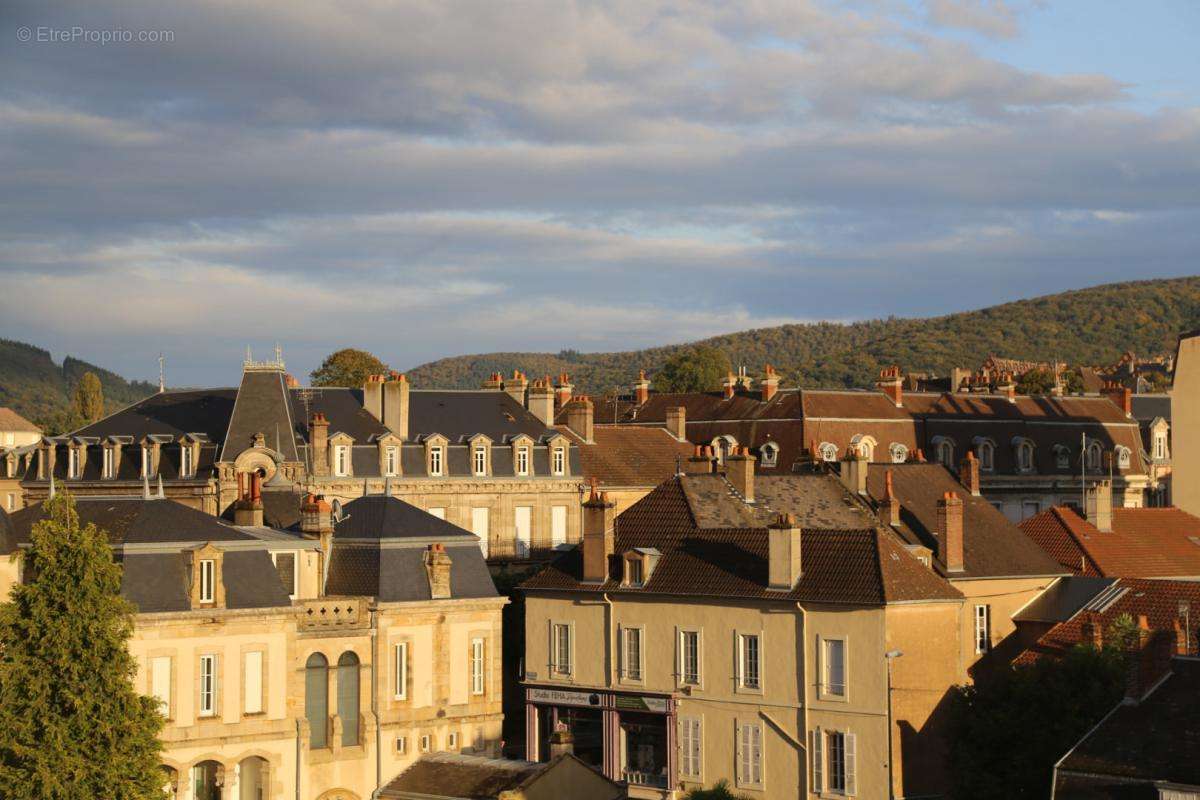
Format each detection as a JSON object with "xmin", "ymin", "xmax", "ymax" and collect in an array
[
  {"xmin": 624, "ymin": 770, "xmax": 668, "ymax": 788},
  {"xmin": 298, "ymin": 597, "xmax": 369, "ymax": 631}
]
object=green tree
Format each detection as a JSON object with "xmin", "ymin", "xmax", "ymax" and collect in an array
[
  {"xmin": 310, "ymin": 348, "xmax": 390, "ymax": 387},
  {"xmin": 1015, "ymin": 368, "xmax": 1083, "ymax": 396},
  {"xmin": 946, "ymin": 642, "xmax": 1127, "ymax": 800},
  {"xmin": 0, "ymin": 491, "xmax": 164, "ymax": 799},
  {"xmin": 655, "ymin": 346, "xmax": 732, "ymax": 393},
  {"xmin": 72, "ymin": 371, "xmax": 104, "ymax": 422},
  {"xmin": 683, "ymin": 780, "xmax": 751, "ymax": 800}
]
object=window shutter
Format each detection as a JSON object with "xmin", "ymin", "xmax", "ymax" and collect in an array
[
  {"xmin": 845, "ymin": 732, "xmax": 857, "ymax": 795},
  {"xmin": 692, "ymin": 718, "xmax": 703, "ymax": 777},
  {"xmin": 737, "ymin": 724, "xmax": 748, "ymax": 783},
  {"xmin": 816, "ymin": 635, "xmax": 823, "ymax": 694},
  {"xmin": 812, "ymin": 727, "xmax": 824, "ymax": 793},
  {"xmin": 548, "ymin": 622, "xmax": 556, "ymax": 671},
  {"xmin": 244, "ymin": 651, "xmax": 263, "ymax": 714},
  {"xmin": 150, "ymin": 656, "xmax": 171, "ymax": 717},
  {"xmin": 751, "ymin": 724, "xmax": 762, "ymax": 784}
]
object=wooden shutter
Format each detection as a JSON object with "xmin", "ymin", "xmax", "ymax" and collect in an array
[
  {"xmin": 243, "ymin": 651, "xmax": 263, "ymax": 714},
  {"xmin": 845, "ymin": 732, "xmax": 857, "ymax": 795},
  {"xmin": 150, "ymin": 656, "xmax": 171, "ymax": 718},
  {"xmin": 551, "ymin": 505, "xmax": 567, "ymax": 548},
  {"xmin": 812, "ymin": 727, "xmax": 824, "ymax": 793}
]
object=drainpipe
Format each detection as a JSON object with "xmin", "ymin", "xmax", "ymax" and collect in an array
[
  {"xmin": 795, "ymin": 602, "xmax": 809, "ymax": 793},
  {"xmin": 602, "ymin": 592, "xmax": 614, "ymax": 688},
  {"xmin": 373, "ymin": 605, "xmax": 382, "ymax": 791},
  {"xmin": 294, "ymin": 719, "xmax": 302, "ymax": 800}
]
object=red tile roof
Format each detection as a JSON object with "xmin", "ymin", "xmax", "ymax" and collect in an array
[
  {"xmin": 1020, "ymin": 506, "xmax": 1200, "ymax": 578},
  {"xmin": 0, "ymin": 407, "xmax": 40, "ymax": 433},
  {"xmin": 558, "ymin": 425, "xmax": 694, "ymax": 488}
]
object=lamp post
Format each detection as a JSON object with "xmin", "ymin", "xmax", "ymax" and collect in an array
[{"xmin": 885, "ymin": 649, "xmax": 904, "ymax": 800}]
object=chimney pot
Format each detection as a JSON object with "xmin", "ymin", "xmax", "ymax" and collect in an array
[
  {"xmin": 877, "ymin": 365, "xmax": 904, "ymax": 407},
  {"xmin": 1085, "ymin": 480, "xmax": 1114, "ymax": 532},
  {"xmin": 566, "ymin": 397, "xmax": 594, "ymax": 443},
  {"xmin": 581, "ymin": 488, "xmax": 616, "ymax": 583},
  {"xmin": 726, "ymin": 448, "xmax": 756, "ymax": 503},
  {"xmin": 936, "ymin": 490, "xmax": 965, "ymax": 572},
  {"xmin": 768, "ymin": 512, "xmax": 802, "ymax": 590},
  {"xmin": 959, "ymin": 450, "xmax": 981, "ymax": 496},
  {"xmin": 633, "ymin": 370, "xmax": 651, "ymax": 405}
]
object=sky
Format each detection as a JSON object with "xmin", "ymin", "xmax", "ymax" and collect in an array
[{"xmin": 1, "ymin": 0, "xmax": 1198, "ymax": 386}]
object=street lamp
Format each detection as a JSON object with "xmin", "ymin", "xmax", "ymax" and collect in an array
[{"xmin": 885, "ymin": 650, "xmax": 904, "ymax": 800}]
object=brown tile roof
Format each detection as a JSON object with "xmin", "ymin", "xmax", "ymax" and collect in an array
[
  {"xmin": 0, "ymin": 407, "xmax": 40, "ymax": 433},
  {"xmin": 1020, "ymin": 506, "xmax": 1200, "ymax": 578},
  {"xmin": 521, "ymin": 475, "xmax": 961, "ymax": 606},
  {"xmin": 801, "ymin": 390, "xmax": 912, "ymax": 420},
  {"xmin": 865, "ymin": 464, "xmax": 1066, "ymax": 579},
  {"xmin": 558, "ymin": 425, "xmax": 693, "ymax": 488},
  {"xmin": 378, "ymin": 752, "xmax": 618, "ymax": 799}
]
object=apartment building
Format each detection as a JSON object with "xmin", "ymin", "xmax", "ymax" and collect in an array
[
  {"xmin": 1173, "ymin": 330, "xmax": 1200, "ymax": 517},
  {"xmin": 0, "ymin": 407, "xmax": 40, "ymax": 513},
  {"xmin": 0, "ymin": 486, "xmax": 505, "ymax": 800}
]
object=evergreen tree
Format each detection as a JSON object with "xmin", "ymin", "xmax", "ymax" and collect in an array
[
  {"xmin": 71, "ymin": 371, "xmax": 104, "ymax": 422},
  {"xmin": 310, "ymin": 348, "xmax": 390, "ymax": 387},
  {"xmin": 0, "ymin": 491, "xmax": 164, "ymax": 799}
]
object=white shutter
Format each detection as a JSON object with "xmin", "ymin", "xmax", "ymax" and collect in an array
[
  {"xmin": 551, "ymin": 506, "xmax": 568, "ymax": 548},
  {"xmin": 737, "ymin": 724, "xmax": 747, "ymax": 783},
  {"xmin": 690, "ymin": 718, "xmax": 703, "ymax": 777},
  {"xmin": 471, "ymin": 507, "xmax": 489, "ymax": 557},
  {"xmin": 845, "ymin": 732, "xmax": 857, "ymax": 795},
  {"xmin": 515, "ymin": 506, "xmax": 532, "ymax": 557},
  {"xmin": 812, "ymin": 727, "xmax": 824, "ymax": 793},
  {"xmin": 150, "ymin": 656, "xmax": 171, "ymax": 717},
  {"xmin": 816, "ymin": 634, "xmax": 823, "ymax": 694},
  {"xmin": 243, "ymin": 651, "xmax": 263, "ymax": 714},
  {"xmin": 750, "ymin": 724, "xmax": 762, "ymax": 784},
  {"xmin": 548, "ymin": 622, "xmax": 557, "ymax": 671},
  {"xmin": 471, "ymin": 638, "xmax": 485, "ymax": 695}
]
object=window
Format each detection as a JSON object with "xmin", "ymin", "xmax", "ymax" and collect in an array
[
  {"xmin": 974, "ymin": 604, "xmax": 991, "ymax": 654},
  {"xmin": 1021, "ymin": 500, "xmax": 1040, "ymax": 520},
  {"xmin": 471, "ymin": 638, "xmax": 485, "ymax": 696},
  {"xmin": 385, "ymin": 446, "xmax": 398, "ymax": 476},
  {"xmin": 102, "ymin": 447, "xmax": 114, "ymax": 478},
  {"xmin": 680, "ymin": 717, "xmax": 703, "ymax": 779},
  {"xmin": 6, "ymin": 493, "xmax": 14, "ymax": 512},
  {"xmin": 243, "ymin": 651, "xmax": 263, "ymax": 715},
  {"xmin": 272, "ymin": 552, "xmax": 297, "ymax": 599},
  {"xmin": 737, "ymin": 633, "xmax": 761, "ymax": 690},
  {"xmin": 625, "ymin": 557, "xmax": 644, "ymax": 586},
  {"xmin": 305, "ymin": 653, "xmax": 328, "ymax": 749},
  {"xmin": 473, "ymin": 447, "xmax": 487, "ymax": 476},
  {"xmin": 889, "ymin": 443, "xmax": 908, "ymax": 464},
  {"xmin": 551, "ymin": 623, "xmax": 572, "ymax": 676},
  {"xmin": 680, "ymin": 630, "xmax": 700, "ymax": 685},
  {"xmin": 759, "ymin": 442, "xmax": 779, "ymax": 468},
  {"xmin": 471, "ymin": 507, "xmax": 489, "ymax": 558},
  {"xmin": 1154, "ymin": 434, "xmax": 1167, "ymax": 460},
  {"xmin": 337, "ymin": 652, "xmax": 360, "ymax": 747},
  {"xmin": 823, "ymin": 638, "xmax": 846, "ymax": 697},
  {"xmin": 67, "ymin": 448, "xmax": 78, "ymax": 479},
  {"xmin": 934, "ymin": 438, "xmax": 954, "ymax": 467},
  {"xmin": 514, "ymin": 505, "xmax": 532, "ymax": 558},
  {"xmin": 420, "ymin": 735, "xmax": 431, "ymax": 753},
  {"xmin": 737, "ymin": 722, "xmax": 763, "ymax": 788},
  {"xmin": 516, "ymin": 446, "xmax": 530, "ymax": 475},
  {"xmin": 394, "ymin": 642, "xmax": 409, "ymax": 700},
  {"xmin": 142, "ymin": 446, "xmax": 153, "ymax": 477},
  {"xmin": 1116, "ymin": 446, "xmax": 1131, "ymax": 469},
  {"xmin": 550, "ymin": 505, "xmax": 568, "ymax": 549},
  {"xmin": 1086, "ymin": 441, "xmax": 1103, "ymax": 472},
  {"xmin": 395, "ymin": 736, "xmax": 407, "ymax": 755},
  {"xmin": 150, "ymin": 655, "xmax": 172, "ymax": 718},
  {"xmin": 429, "ymin": 446, "xmax": 444, "ymax": 476},
  {"xmin": 818, "ymin": 442, "xmax": 838, "ymax": 462},
  {"xmin": 820, "ymin": 730, "xmax": 855, "ymax": 795},
  {"xmin": 334, "ymin": 444, "xmax": 350, "ymax": 477},
  {"xmin": 853, "ymin": 437, "xmax": 874, "ymax": 460},
  {"xmin": 427, "ymin": 507, "xmax": 445, "ymax": 520},
  {"xmin": 448, "ymin": 731, "xmax": 459, "ymax": 749},
  {"xmin": 198, "ymin": 654, "xmax": 216, "ymax": 717},
  {"xmin": 552, "ymin": 447, "xmax": 565, "ymax": 475},
  {"xmin": 181, "ymin": 445, "xmax": 193, "ymax": 478},
  {"xmin": 1055, "ymin": 445, "xmax": 1071, "ymax": 469},
  {"xmin": 977, "ymin": 440, "xmax": 994, "ymax": 472},
  {"xmin": 1016, "ymin": 440, "xmax": 1035, "ymax": 472},
  {"xmin": 622, "ymin": 627, "xmax": 643, "ymax": 681},
  {"xmin": 198, "ymin": 559, "xmax": 215, "ymax": 603}
]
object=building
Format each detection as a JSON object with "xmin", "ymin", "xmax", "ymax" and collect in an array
[
  {"xmin": 20, "ymin": 357, "xmax": 585, "ymax": 563},
  {"xmin": 0, "ymin": 407, "xmax": 41, "ymax": 449},
  {"xmin": 0, "ymin": 486, "xmax": 506, "ymax": 800},
  {"xmin": 576, "ymin": 366, "xmax": 1153, "ymax": 522},
  {"xmin": 1020, "ymin": 490, "xmax": 1200, "ymax": 578},
  {"xmin": 1131, "ymin": 393, "xmax": 1171, "ymax": 506},
  {"xmin": 376, "ymin": 749, "xmax": 623, "ymax": 800},
  {"xmin": 520, "ymin": 453, "xmax": 973, "ymax": 799},
  {"xmin": 0, "ymin": 407, "xmax": 41, "ymax": 513},
  {"xmin": 1173, "ymin": 330, "xmax": 1200, "ymax": 517}
]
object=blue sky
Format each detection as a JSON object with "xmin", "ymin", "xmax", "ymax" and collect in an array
[{"xmin": 1, "ymin": 0, "xmax": 1197, "ymax": 386}]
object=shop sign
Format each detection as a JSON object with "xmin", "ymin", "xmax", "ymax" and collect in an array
[
  {"xmin": 614, "ymin": 694, "xmax": 669, "ymax": 713},
  {"xmin": 529, "ymin": 688, "xmax": 600, "ymax": 707}
]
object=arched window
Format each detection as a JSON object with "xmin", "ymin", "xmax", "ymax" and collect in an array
[
  {"xmin": 713, "ymin": 436, "xmax": 738, "ymax": 465},
  {"xmin": 759, "ymin": 442, "xmax": 779, "ymax": 468},
  {"xmin": 239, "ymin": 757, "xmax": 268, "ymax": 800},
  {"xmin": 1115, "ymin": 446, "xmax": 1131, "ymax": 470},
  {"xmin": 1054, "ymin": 445, "xmax": 1071, "ymax": 470},
  {"xmin": 1086, "ymin": 441, "xmax": 1103, "ymax": 472},
  {"xmin": 818, "ymin": 442, "xmax": 838, "ymax": 462},
  {"xmin": 1014, "ymin": 439, "xmax": 1035, "ymax": 473},
  {"xmin": 337, "ymin": 651, "xmax": 361, "ymax": 747},
  {"xmin": 975, "ymin": 440, "xmax": 995, "ymax": 472},
  {"xmin": 191, "ymin": 761, "xmax": 222, "ymax": 800},
  {"xmin": 306, "ymin": 653, "xmax": 329, "ymax": 749},
  {"xmin": 850, "ymin": 435, "xmax": 876, "ymax": 461},
  {"xmin": 889, "ymin": 443, "xmax": 908, "ymax": 464},
  {"xmin": 160, "ymin": 766, "xmax": 179, "ymax": 800},
  {"xmin": 932, "ymin": 437, "xmax": 954, "ymax": 468}
]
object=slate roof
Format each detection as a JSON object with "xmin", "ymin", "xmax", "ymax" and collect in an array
[
  {"xmin": 560, "ymin": 425, "xmax": 695, "ymax": 488},
  {"xmin": 1130, "ymin": 393, "xmax": 1170, "ymax": 424},
  {"xmin": 222, "ymin": 370, "xmax": 300, "ymax": 462},
  {"xmin": 863, "ymin": 463, "xmax": 1066, "ymax": 579},
  {"xmin": 1020, "ymin": 506, "xmax": 1200, "ymax": 578},
  {"xmin": 1012, "ymin": 576, "xmax": 1116, "ymax": 624},
  {"xmin": 73, "ymin": 389, "xmax": 236, "ymax": 441},
  {"xmin": 0, "ymin": 407, "xmax": 41, "ymax": 433},
  {"xmin": 1055, "ymin": 658, "xmax": 1200, "ymax": 794},
  {"xmin": 378, "ymin": 753, "xmax": 616, "ymax": 800},
  {"xmin": 289, "ymin": 387, "xmax": 389, "ymax": 443},
  {"xmin": 522, "ymin": 474, "xmax": 961, "ymax": 606},
  {"xmin": 405, "ymin": 390, "xmax": 554, "ymax": 440},
  {"xmin": 334, "ymin": 495, "xmax": 482, "ymax": 541}
]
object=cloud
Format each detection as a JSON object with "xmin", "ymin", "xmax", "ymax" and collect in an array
[{"xmin": 925, "ymin": 0, "xmax": 1021, "ymax": 39}]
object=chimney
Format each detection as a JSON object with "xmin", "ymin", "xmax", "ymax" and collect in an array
[
  {"xmin": 300, "ymin": 493, "xmax": 334, "ymax": 536},
  {"xmin": 665, "ymin": 406, "xmax": 686, "ymax": 441},
  {"xmin": 554, "ymin": 372, "xmax": 574, "ymax": 408},
  {"xmin": 878, "ymin": 365, "xmax": 904, "ymax": 407},
  {"xmin": 234, "ymin": 472, "xmax": 264, "ymax": 526},
  {"xmin": 722, "ymin": 372, "xmax": 737, "ymax": 400},
  {"xmin": 1103, "ymin": 381, "xmax": 1132, "ymax": 418},
  {"xmin": 310, "ymin": 413, "xmax": 330, "ymax": 477},
  {"xmin": 1174, "ymin": 618, "xmax": 1189, "ymax": 656},
  {"xmin": 936, "ymin": 491, "xmax": 965, "ymax": 572},
  {"xmin": 685, "ymin": 445, "xmax": 714, "ymax": 475},
  {"xmin": 383, "ymin": 372, "xmax": 410, "ymax": 440},
  {"xmin": 997, "ymin": 373, "xmax": 1016, "ymax": 402},
  {"xmin": 482, "ymin": 372, "xmax": 504, "ymax": 391},
  {"xmin": 840, "ymin": 447, "xmax": 868, "ymax": 495},
  {"xmin": 424, "ymin": 543, "xmax": 453, "ymax": 600},
  {"xmin": 581, "ymin": 482, "xmax": 615, "ymax": 583},
  {"xmin": 1081, "ymin": 610, "xmax": 1103, "ymax": 650},
  {"xmin": 527, "ymin": 376, "xmax": 555, "ymax": 427},
  {"xmin": 283, "ymin": 373, "xmax": 300, "ymax": 388},
  {"xmin": 734, "ymin": 365, "xmax": 753, "ymax": 391},
  {"xmin": 761, "ymin": 364, "xmax": 780, "ymax": 402},
  {"xmin": 768, "ymin": 513, "xmax": 802, "ymax": 590},
  {"xmin": 566, "ymin": 397, "xmax": 594, "ymax": 444},
  {"xmin": 505, "ymin": 371, "xmax": 528, "ymax": 405},
  {"xmin": 363, "ymin": 373, "xmax": 385, "ymax": 420},
  {"xmin": 951, "ymin": 367, "xmax": 971, "ymax": 393},
  {"xmin": 1085, "ymin": 480, "xmax": 1113, "ymax": 532},
  {"xmin": 959, "ymin": 450, "xmax": 981, "ymax": 496},
  {"xmin": 726, "ymin": 447, "xmax": 756, "ymax": 503},
  {"xmin": 548, "ymin": 723, "xmax": 575, "ymax": 759},
  {"xmin": 880, "ymin": 470, "xmax": 901, "ymax": 526},
  {"xmin": 633, "ymin": 370, "xmax": 650, "ymax": 405}
]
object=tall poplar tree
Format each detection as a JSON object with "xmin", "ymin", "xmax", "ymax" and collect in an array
[
  {"xmin": 72, "ymin": 371, "xmax": 105, "ymax": 422},
  {"xmin": 0, "ymin": 491, "xmax": 163, "ymax": 799}
]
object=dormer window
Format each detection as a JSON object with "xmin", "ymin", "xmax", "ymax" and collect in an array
[
  {"xmin": 199, "ymin": 559, "xmax": 215, "ymax": 603},
  {"xmin": 430, "ymin": 446, "xmax": 444, "ymax": 477},
  {"xmin": 1115, "ymin": 446, "xmax": 1131, "ymax": 470},
  {"xmin": 1015, "ymin": 439, "xmax": 1035, "ymax": 473},
  {"xmin": 142, "ymin": 446, "xmax": 154, "ymax": 478},
  {"xmin": 850, "ymin": 435, "xmax": 875, "ymax": 461},
  {"xmin": 1154, "ymin": 433, "xmax": 1167, "ymax": 460},
  {"xmin": 626, "ymin": 557, "xmax": 644, "ymax": 586},
  {"xmin": 622, "ymin": 548, "xmax": 659, "ymax": 587},
  {"xmin": 516, "ymin": 447, "xmax": 530, "ymax": 476},
  {"xmin": 759, "ymin": 442, "xmax": 779, "ymax": 468},
  {"xmin": 67, "ymin": 447, "xmax": 79, "ymax": 479},
  {"xmin": 552, "ymin": 447, "xmax": 565, "ymax": 476},
  {"xmin": 181, "ymin": 444, "xmax": 194, "ymax": 478},
  {"xmin": 933, "ymin": 437, "xmax": 954, "ymax": 468},
  {"xmin": 385, "ymin": 446, "xmax": 399, "ymax": 477},
  {"xmin": 1086, "ymin": 441, "xmax": 1103, "ymax": 472},
  {"xmin": 334, "ymin": 445, "xmax": 350, "ymax": 477},
  {"xmin": 818, "ymin": 442, "xmax": 838, "ymax": 462},
  {"xmin": 889, "ymin": 443, "xmax": 908, "ymax": 464},
  {"xmin": 473, "ymin": 447, "xmax": 487, "ymax": 476},
  {"xmin": 1054, "ymin": 445, "xmax": 1070, "ymax": 470},
  {"xmin": 976, "ymin": 440, "xmax": 995, "ymax": 472}
]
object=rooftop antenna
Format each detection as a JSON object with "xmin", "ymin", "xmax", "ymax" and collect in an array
[
  {"xmin": 274, "ymin": 342, "xmax": 283, "ymax": 366},
  {"xmin": 158, "ymin": 353, "xmax": 165, "ymax": 393}
]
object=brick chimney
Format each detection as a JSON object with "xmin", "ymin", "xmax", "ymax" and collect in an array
[
  {"xmin": 722, "ymin": 372, "xmax": 737, "ymax": 400},
  {"xmin": 959, "ymin": 450, "xmax": 981, "ymax": 496},
  {"xmin": 1085, "ymin": 480, "xmax": 1113, "ymax": 532},
  {"xmin": 761, "ymin": 365, "xmax": 780, "ymax": 402},
  {"xmin": 1103, "ymin": 381, "xmax": 1132, "ymax": 418},
  {"xmin": 565, "ymin": 396, "xmax": 594, "ymax": 444},
  {"xmin": 936, "ymin": 491, "xmax": 965, "ymax": 573},
  {"xmin": 424, "ymin": 543, "xmax": 453, "ymax": 600},
  {"xmin": 997, "ymin": 372, "xmax": 1016, "ymax": 403},
  {"xmin": 581, "ymin": 482, "xmax": 615, "ymax": 583},
  {"xmin": 880, "ymin": 470, "xmax": 901, "ymax": 526},
  {"xmin": 554, "ymin": 372, "xmax": 573, "ymax": 408},
  {"xmin": 768, "ymin": 513, "xmax": 802, "ymax": 590},
  {"xmin": 951, "ymin": 367, "xmax": 971, "ymax": 393},
  {"xmin": 234, "ymin": 472, "xmax": 264, "ymax": 526},
  {"xmin": 685, "ymin": 445, "xmax": 714, "ymax": 474},
  {"xmin": 1174, "ymin": 617, "xmax": 1190, "ymax": 656},
  {"xmin": 527, "ymin": 376, "xmax": 555, "ymax": 427},
  {"xmin": 633, "ymin": 370, "xmax": 650, "ymax": 405},
  {"xmin": 726, "ymin": 447, "xmax": 756, "ymax": 503},
  {"xmin": 310, "ymin": 413, "xmax": 330, "ymax": 477},
  {"xmin": 383, "ymin": 372, "xmax": 410, "ymax": 440},
  {"xmin": 1081, "ymin": 610, "xmax": 1103, "ymax": 650},
  {"xmin": 840, "ymin": 447, "xmax": 868, "ymax": 495},
  {"xmin": 505, "ymin": 371, "xmax": 528, "ymax": 405},
  {"xmin": 665, "ymin": 406, "xmax": 686, "ymax": 440},
  {"xmin": 482, "ymin": 372, "xmax": 504, "ymax": 391},
  {"xmin": 878, "ymin": 365, "xmax": 903, "ymax": 407},
  {"xmin": 301, "ymin": 492, "xmax": 334, "ymax": 536},
  {"xmin": 548, "ymin": 723, "xmax": 575, "ymax": 759},
  {"xmin": 363, "ymin": 373, "xmax": 385, "ymax": 420},
  {"xmin": 734, "ymin": 365, "xmax": 753, "ymax": 391},
  {"xmin": 284, "ymin": 373, "xmax": 300, "ymax": 388}
]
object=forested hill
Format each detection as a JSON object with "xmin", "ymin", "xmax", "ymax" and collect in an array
[
  {"xmin": 406, "ymin": 277, "xmax": 1200, "ymax": 393},
  {"xmin": 0, "ymin": 339, "xmax": 157, "ymax": 426}
]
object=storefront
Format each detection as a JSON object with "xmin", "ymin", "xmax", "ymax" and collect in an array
[{"xmin": 524, "ymin": 686, "xmax": 676, "ymax": 792}]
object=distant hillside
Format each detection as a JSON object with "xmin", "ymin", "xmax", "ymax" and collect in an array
[
  {"xmin": 0, "ymin": 339, "xmax": 157, "ymax": 428},
  {"xmin": 407, "ymin": 277, "xmax": 1200, "ymax": 393}
]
